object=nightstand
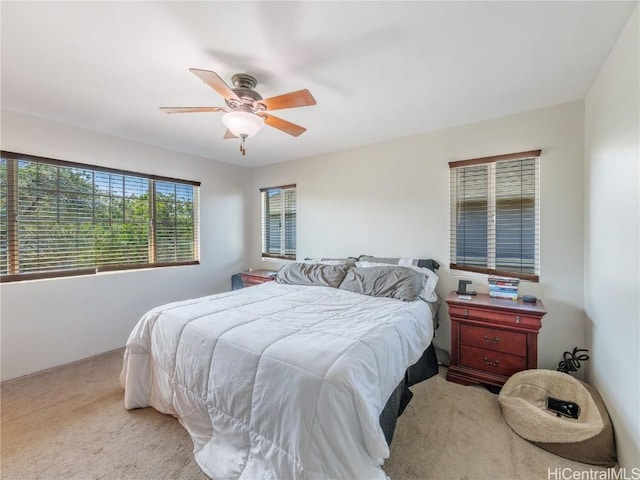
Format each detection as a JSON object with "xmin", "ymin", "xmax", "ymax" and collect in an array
[
  {"xmin": 445, "ymin": 291, "xmax": 546, "ymax": 388},
  {"xmin": 231, "ymin": 269, "xmax": 278, "ymax": 290}
]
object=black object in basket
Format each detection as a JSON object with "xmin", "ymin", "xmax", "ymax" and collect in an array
[{"xmin": 546, "ymin": 396, "xmax": 581, "ymax": 419}]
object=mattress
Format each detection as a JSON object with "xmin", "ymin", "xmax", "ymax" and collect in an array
[{"xmin": 121, "ymin": 281, "xmax": 434, "ymax": 479}]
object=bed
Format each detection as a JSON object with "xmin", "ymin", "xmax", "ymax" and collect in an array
[{"xmin": 121, "ymin": 258, "xmax": 440, "ymax": 479}]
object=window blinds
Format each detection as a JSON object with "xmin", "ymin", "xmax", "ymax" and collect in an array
[
  {"xmin": 260, "ymin": 184, "xmax": 296, "ymax": 260},
  {"xmin": 0, "ymin": 151, "xmax": 200, "ymax": 282},
  {"xmin": 449, "ymin": 150, "xmax": 540, "ymax": 281}
]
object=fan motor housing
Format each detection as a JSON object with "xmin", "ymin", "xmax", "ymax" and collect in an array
[{"xmin": 226, "ymin": 73, "xmax": 263, "ymax": 109}]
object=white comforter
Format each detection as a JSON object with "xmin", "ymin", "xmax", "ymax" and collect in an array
[{"xmin": 120, "ymin": 282, "xmax": 434, "ymax": 479}]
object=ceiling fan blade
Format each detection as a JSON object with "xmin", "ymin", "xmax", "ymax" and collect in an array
[
  {"xmin": 259, "ymin": 89, "xmax": 316, "ymax": 111},
  {"xmin": 189, "ymin": 68, "xmax": 241, "ymax": 103},
  {"xmin": 160, "ymin": 107, "xmax": 227, "ymax": 114},
  {"xmin": 223, "ymin": 129, "xmax": 238, "ymax": 139},
  {"xmin": 260, "ymin": 113, "xmax": 307, "ymax": 137}
]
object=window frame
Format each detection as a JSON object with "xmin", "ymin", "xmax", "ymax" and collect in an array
[
  {"xmin": 260, "ymin": 184, "xmax": 296, "ymax": 261},
  {"xmin": 0, "ymin": 150, "xmax": 200, "ymax": 283},
  {"xmin": 449, "ymin": 150, "xmax": 541, "ymax": 282}
]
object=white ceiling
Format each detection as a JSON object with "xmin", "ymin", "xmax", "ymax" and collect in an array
[{"xmin": 1, "ymin": 1, "xmax": 637, "ymax": 168}]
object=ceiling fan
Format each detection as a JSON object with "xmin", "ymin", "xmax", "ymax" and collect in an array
[{"xmin": 161, "ymin": 68, "xmax": 316, "ymax": 155}]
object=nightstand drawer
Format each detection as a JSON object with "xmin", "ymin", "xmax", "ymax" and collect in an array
[
  {"xmin": 460, "ymin": 324, "xmax": 526, "ymax": 356},
  {"xmin": 449, "ymin": 305, "xmax": 540, "ymax": 328},
  {"xmin": 232, "ymin": 270, "xmax": 278, "ymax": 290},
  {"xmin": 242, "ymin": 275, "xmax": 273, "ymax": 286},
  {"xmin": 459, "ymin": 345, "xmax": 526, "ymax": 377}
]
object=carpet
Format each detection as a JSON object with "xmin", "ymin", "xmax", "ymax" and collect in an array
[{"xmin": 1, "ymin": 348, "xmax": 607, "ymax": 479}]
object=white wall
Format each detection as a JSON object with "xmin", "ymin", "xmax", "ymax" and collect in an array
[
  {"xmin": 248, "ymin": 101, "xmax": 587, "ymax": 371},
  {"xmin": 0, "ymin": 110, "xmax": 250, "ymax": 381},
  {"xmin": 585, "ymin": 6, "xmax": 639, "ymax": 469}
]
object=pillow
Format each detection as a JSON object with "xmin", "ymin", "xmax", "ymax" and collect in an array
[
  {"xmin": 303, "ymin": 257, "xmax": 357, "ymax": 267},
  {"xmin": 358, "ymin": 255, "xmax": 417, "ymax": 266},
  {"xmin": 356, "ymin": 261, "xmax": 439, "ymax": 302},
  {"xmin": 358, "ymin": 255, "xmax": 440, "ymax": 272},
  {"xmin": 276, "ymin": 262, "xmax": 349, "ymax": 288},
  {"xmin": 339, "ymin": 266, "xmax": 427, "ymax": 302}
]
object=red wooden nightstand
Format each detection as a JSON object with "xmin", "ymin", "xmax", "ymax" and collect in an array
[
  {"xmin": 445, "ymin": 291, "xmax": 547, "ymax": 388},
  {"xmin": 232, "ymin": 269, "xmax": 278, "ymax": 289}
]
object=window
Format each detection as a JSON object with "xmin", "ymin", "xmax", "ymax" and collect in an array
[
  {"xmin": 0, "ymin": 151, "xmax": 200, "ymax": 282},
  {"xmin": 449, "ymin": 150, "xmax": 541, "ymax": 282},
  {"xmin": 260, "ymin": 184, "xmax": 296, "ymax": 260}
]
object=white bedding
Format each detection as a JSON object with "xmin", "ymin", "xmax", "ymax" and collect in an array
[{"xmin": 120, "ymin": 281, "xmax": 434, "ymax": 479}]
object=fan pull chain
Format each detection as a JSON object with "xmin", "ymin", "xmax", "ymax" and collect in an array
[{"xmin": 240, "ymin": 136, "xmax": 246, "ymax": 155}]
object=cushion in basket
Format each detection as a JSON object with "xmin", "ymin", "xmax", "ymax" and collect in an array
[{"xmin": 498, "ymin": 369, "xmax": 616, "ymax": 467}]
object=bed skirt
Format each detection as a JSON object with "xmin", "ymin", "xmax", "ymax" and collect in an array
[{"xmin": 379, "ymin": 342, "xmax": 439, "ymax": 444}]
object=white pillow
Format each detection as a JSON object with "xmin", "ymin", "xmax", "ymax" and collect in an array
[
  {"xmin": 304, "ymin": 258, "xmax": 348, "ymax": 266},
  {"xmin": 355, "ymin": 261, "xmax": 439, "ymax": 302}
]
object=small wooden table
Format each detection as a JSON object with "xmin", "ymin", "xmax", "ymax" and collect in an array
[
  {"xmin": 445, "ymin": 291, "xmax": 547, "ymax": 388},
  {"xmin": 232, "ymin": 269, "xmax": 278, "ymax": 289}
]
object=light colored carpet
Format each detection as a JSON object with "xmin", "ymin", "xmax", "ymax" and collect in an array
[{"xmin": 1, "ymin": 348, "xmax": 607, "ymax": 480}]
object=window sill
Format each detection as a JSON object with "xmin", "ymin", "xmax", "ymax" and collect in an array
[
  {"xmin": 450, "ymin": 266, "xmax": 539, "ymax": 283},
  {"xmin": 1, "ymin": 261, "xmax": 200, "ymax": 283}
]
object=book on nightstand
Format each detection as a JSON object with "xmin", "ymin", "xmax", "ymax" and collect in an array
[{"xmin": 488, "ymin": 276, "xmax": 520, "ymax": 300}]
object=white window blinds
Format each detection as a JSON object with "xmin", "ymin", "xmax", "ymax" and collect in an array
[
  {"xmin": 449, "ymin": 150, "xmax": 541, "ymax": 282},
  {"xmin": 260, "ymin": 184, "xmax": 296, "ymax": 260},
  {"xmin": 0, "ymin": 151, "xmax": 200, "ymax": 282}
]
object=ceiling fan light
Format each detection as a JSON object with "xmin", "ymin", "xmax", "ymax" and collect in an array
[{"xmin": 221, "ymin": 111, "xmax": 265, "ymax": 138}]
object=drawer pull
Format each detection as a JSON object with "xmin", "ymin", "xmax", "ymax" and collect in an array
[
  {"xmin": 464, "ymin": 309, "xmax": 468, "ymax": 317},
  {"xmin": 483, "ymin": 357, "xmax": 500, "ymax": 367},
  {"xmin": 516, "ymin": 315, "xmax": 521, "ymax": 323},
  {"xmin": 483, "ymin": 335, "xmax": 500, "ymax": 344}
]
